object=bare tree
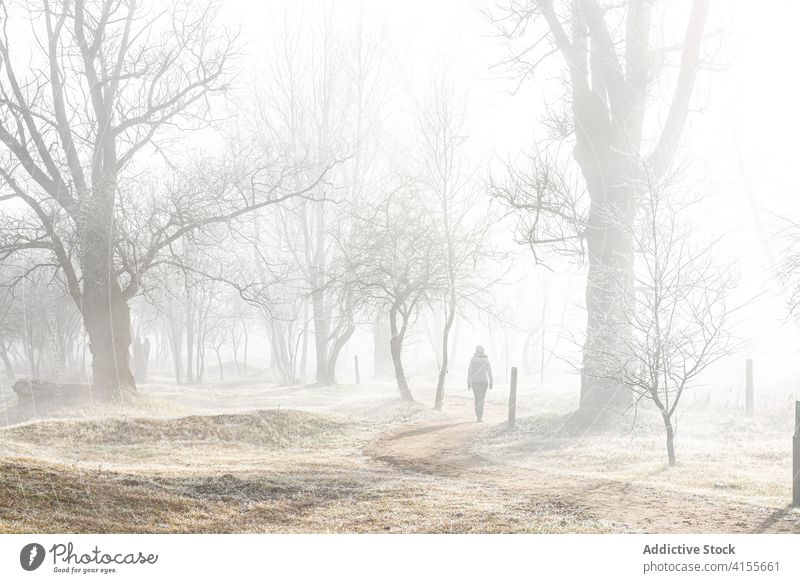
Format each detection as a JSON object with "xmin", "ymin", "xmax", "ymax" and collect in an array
[
  {"xmin": 488, "ymin": 0, "xmax": 713, "ymax": 424},
  {"xmin": 592, "ymin": 171, "xmax": 733, "ymax": 465},
  {"xmin": 252, "ymin": 6, "xmax": 388, "ymax": 386},
  {"xmin": 779, "ymin": 220, "xmax": 800, "ymax": 322},
  {"xmin": 342, "ymin": 185, "xmax": 446, "ymax": 401},
  {"xmin": 0, "ymin": 0, "xmax": 339, "ymax": 401},
  {"xmin": 0, "ymin": 0, "xmax": 235, "ymax": 398},
  {"xmin": 207, "ymin": 320, "xmax": 228, "ymax": 381},
  {"xmin": 0, "ymin": 261, "xmax": 85, "ymax": 381},
  {"xmin": 416, "ymin": 81, "xmax": 501, "ymax": 410}
]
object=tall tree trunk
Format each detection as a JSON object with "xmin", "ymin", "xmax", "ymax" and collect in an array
[
  {"xmin": 578, "ymin": 180, "xmax": 636, "ymax": 424},
  {"xmin": 24, "ymin": 337, "xmax": 37, "ymax": 379},
  {"xmin": 663, "ymin": 413, "xmax": 677, "ymax": 467},
  {"xmin": 320, "ymin": 324, "xmax": 356, "ymax": 386},
  {"xmin": 74, "ymin": 133, "xmax": 137, "ymax": 399},
  {"xmin": 299, "ymin": 303, "xmax": 309, "ymax": 381},
  {"xmin": 196, "ymin": 330, "xmax": 204, "ymax": 383},
  {"xmin": 268, "ymin": 318, "xmax": 294, "ymax": 385},
  {"xmin": 79, "ymin": 196, "xmax": 135, "ymax": 399},
  {"xmin": 389, "ymin": 307, "xmax": 413, "ymax": 401},
  {"xmin": 242, "ymin": 321, "xmax": 249, "ymax": 374},
  {"xmin": 195, "ymin": 298, "xmax": 208, "ymax": 383},
  {"xmin": 80, "ymin": 338, "xmax": 87, "ymax": 381},
  {"xmin": 214, "ymin": 346, "xmax": 224, "ymax": 380},
  {"xmin": 450, "ymin": 319, "xmax": 461, "ymax": 371},
  {"xmin": 167, "ymin": 314, "xmax": 183, "ymax": 385},
  {"xmin": 312, "ymin": 287, "xmax": 333, "ymax": 385},
  {"xmin": 185, "ymin": 293, "xmax": 195, "ymax": 384},
  {"xmin": 81, "ymin": 283, "xmax": 135, "ymax": 400},
  {"xmin": 268, "ymin": 325, "xmax": 282, "ymax": 382},
  {"xmin": 373, "ymin": 318, "xmax": 393, "ymax": 377},
  {"xmin": 230, "ymin": 323, "xmax": 240, "ymax": 377},
  {"xmin": 434, "ymin": 299, "xmax": 456, "ymax": 410},
  {"xmin": 0, "ymin": 339, "xmax": 14, "ymax": 379},
  {"xmin": 564, "ymin": 0, "xmax": 709, "ymax": 425},
  {"xmin": 571, "ymin": 97, "xmax": 637, "ymax": 423}
]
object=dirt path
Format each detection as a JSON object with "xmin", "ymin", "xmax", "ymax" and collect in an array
[{"xmin": 369, "ymin": 418, "xmax": 800, "ymax": 534}]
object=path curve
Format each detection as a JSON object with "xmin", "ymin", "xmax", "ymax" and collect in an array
[{"xmin": 368, "ymin": 419, "xmax": 800, "ymax": 534}]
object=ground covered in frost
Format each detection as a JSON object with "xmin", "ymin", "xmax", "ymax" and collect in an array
[{"xmin": 0, "ymin": 376, "xmax": 798, "ymax": 533}]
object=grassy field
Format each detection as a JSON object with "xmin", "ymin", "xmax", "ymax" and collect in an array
[
  {"xmin": 475, "ymin": 404, "xmax": 797, "ymax": 508},
  {"xmin": 0, "ymin": 377, "xmax": 797, "ymax": 533}
]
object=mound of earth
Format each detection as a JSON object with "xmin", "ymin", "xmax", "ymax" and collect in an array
[
  {"xmin": 0, "ymin": 392, "xmax": 192, "ymax": 428},
  {"xmin": 1, "ymin": 409, "xmax": 347, "ymax": 449}
]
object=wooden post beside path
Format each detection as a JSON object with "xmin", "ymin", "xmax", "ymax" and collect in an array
[
  {"xmin": 746, "ymin": 359, "xmax": 754, "ymax": 416},
  {"xmin": 508, "ymin": 366, "xmax": 518, "ymax": 431},
  {"xmin": 793, "ymin": 401, "xmax": 800, "ymax": 507}
]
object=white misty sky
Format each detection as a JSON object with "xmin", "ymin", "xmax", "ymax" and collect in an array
[{"xmin": 213, "ymin": 0, "xmax": 800, "ymax": 392}]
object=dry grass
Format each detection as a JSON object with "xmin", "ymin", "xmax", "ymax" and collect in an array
[
  {"xmin": 0, "ymin": 456, "xmax": 620, "ymax": 533},
  {"xmin": 475, "ymin": 405, "xmax": 797, "ymax": 508},
  {"xmin": 0, "ymin": 390, "xmax": 192, "ymax": 426},
  {"xmin": 3, "ymin": 409, "xmax": 348, "ymax": 448},
  {"xmin": 0, "ymin": 383, "xmax": 624, "ymax": 533},
  {"xmin": 2, "ymin": 381, "xmax": 794, "ymax": 533}
]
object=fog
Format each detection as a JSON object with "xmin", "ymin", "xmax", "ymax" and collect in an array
[{"xmin": 1, "ymin": 0, "xmax": 799, "ymax": 534}]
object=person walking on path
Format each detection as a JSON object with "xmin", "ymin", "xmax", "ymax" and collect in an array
[{"xmin": 467, "ymin": 345, "xmax": 493, "ymax": 422}]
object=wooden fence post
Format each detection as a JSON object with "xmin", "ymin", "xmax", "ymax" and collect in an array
[
  {"xmin": 793, "ymin": 401, "xmax": 800, "ymax": 507},
  {"xmin": 508, "ymin": 366, "xmax": 518, "ymax": 431},
  {"xmin": 354, "ymin": 355, "xmax": 361, "ymax": 386},
  {"xmin": 745, "ymin": 359, "xmax": 754, "ymax": 416}
]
